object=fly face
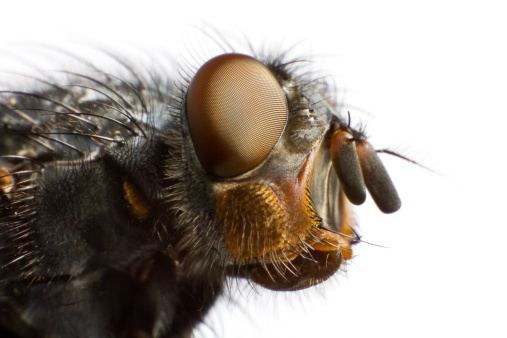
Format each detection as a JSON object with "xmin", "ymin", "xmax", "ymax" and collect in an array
[{"xmin": 177, "ymin": 53, "xmax": 401, "ymax": 291}]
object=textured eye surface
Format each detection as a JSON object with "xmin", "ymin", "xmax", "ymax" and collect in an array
[{"xmin": 186, "ymin": 53, "xmax": 288, "ymax": 177}]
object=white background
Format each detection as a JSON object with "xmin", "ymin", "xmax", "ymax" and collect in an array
[{"xmin": 1, "ymin": 1, "xmax": 506, "ymax": 337}]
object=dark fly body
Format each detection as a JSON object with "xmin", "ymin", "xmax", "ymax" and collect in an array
[{"xmin": 0, "ymin": 43, "xmax": 401, "ymax": 337}]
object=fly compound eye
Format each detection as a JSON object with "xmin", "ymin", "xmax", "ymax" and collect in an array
[{"xmin": 186, "ymin": 53, "xmax": 288, "ymax": 177}]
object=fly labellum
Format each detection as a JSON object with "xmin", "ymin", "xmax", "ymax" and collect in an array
[{"xmin": 0, "ymin": 44, "xmax": 402, "ymax": 337}]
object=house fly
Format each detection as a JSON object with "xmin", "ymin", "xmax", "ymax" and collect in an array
[{"xmin": 0, "ymin": 42, "xmax": 401, "ymax": 337}]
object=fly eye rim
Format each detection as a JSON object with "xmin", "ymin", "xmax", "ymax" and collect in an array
[{"xmin": 186, "ymin": 53, "xmax": 288, "ymax": 178}]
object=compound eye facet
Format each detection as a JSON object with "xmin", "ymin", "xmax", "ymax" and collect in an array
[{"xmin": 186, "ymin": 53, "xmax": 288, "ymax": 177}]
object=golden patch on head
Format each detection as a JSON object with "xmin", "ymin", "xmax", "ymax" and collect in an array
[
  {"xmin": 216, "ymin": 183, "xmax": 296, "ymax": 262},
  {"xmin": 215, "ymin": 154, "xmax": 356, "ymax": 272}
]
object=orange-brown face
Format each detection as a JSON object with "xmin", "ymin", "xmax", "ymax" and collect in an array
[{"xmin": 183, "ymin": 53, "xmax": 401, "ymax": 291}]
